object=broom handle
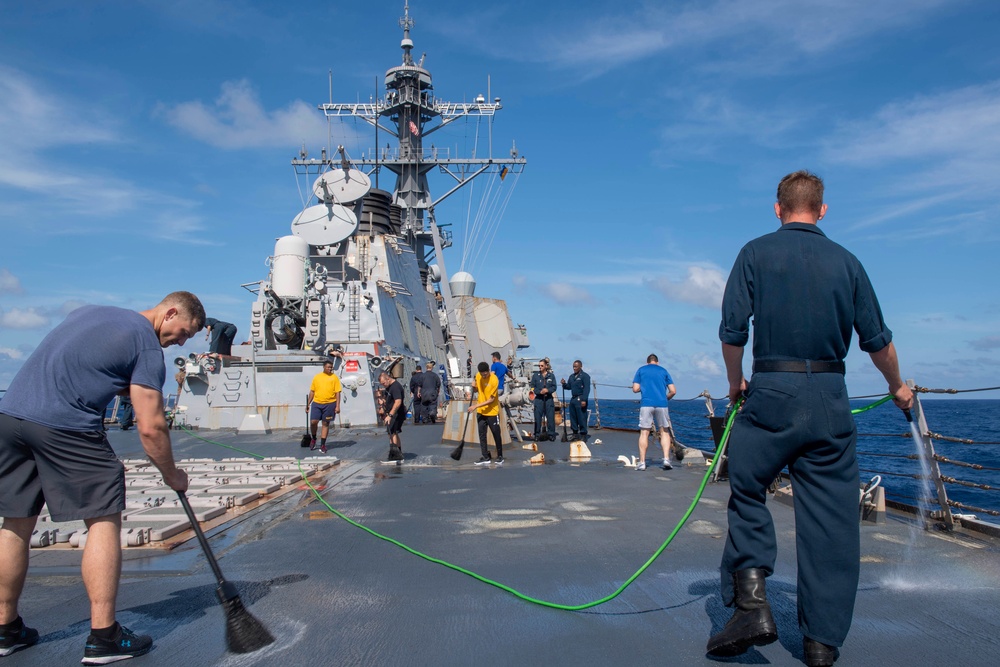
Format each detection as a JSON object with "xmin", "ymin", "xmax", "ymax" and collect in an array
[
  {"xmin": 462, "ymin": 403, "xmax": 473, "ymax": 444},
  {"xmin": 177, "ymin": 491, "xmax": 227, "ymax": 586}
]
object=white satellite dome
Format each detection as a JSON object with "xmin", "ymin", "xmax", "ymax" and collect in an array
[{"xmin": 449, "ymin": 271, "xmax": 476, "ymax": 297}]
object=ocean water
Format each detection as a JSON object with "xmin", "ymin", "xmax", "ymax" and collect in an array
[{"xmin": 589, "ymin": 397, "xmax": 1000, "ymax": 517}]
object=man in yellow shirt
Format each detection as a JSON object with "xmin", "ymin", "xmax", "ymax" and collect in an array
[
  {"xmin": 306, "ymin": 360, "xmax": 341, "ymax": 454},
  {"xmin": 467, "ymin": 361, "xmax": 503, "ymax": 467}
]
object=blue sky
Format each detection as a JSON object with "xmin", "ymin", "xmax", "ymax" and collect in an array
[{"xmin": 1, "ymin": 0, "xmax": 999, "ymax": 401}]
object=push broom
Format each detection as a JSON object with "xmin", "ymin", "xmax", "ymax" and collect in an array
[
  {"xmin": 177, "ymin": 492, "xmax": 275, "ymax": 653},
  {"xmin": 449, "ymin": 408, "xmax": 472, "ymax": 460},
  {"xmin": 300, "ymin": 394, "xmax": 313, "ymax": 448}
]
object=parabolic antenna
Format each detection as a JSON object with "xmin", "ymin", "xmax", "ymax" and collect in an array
[
  {"xmin": 313, "ymin": 168, "xmax": 372, "ymax": 204},
  {"xmin": 291, "ymin": 203, "xmax": 358, "ymax": 246}
]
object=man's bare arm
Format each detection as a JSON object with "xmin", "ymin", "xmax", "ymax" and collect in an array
[
  {"xmin": 722, "ymin": 343, "xmax": 747, "ymax": 405},
  {"xmin": 869, "ymin": 342, "xmax": 913, "ymax": 410},
  {"xmin": 131, "ymin": 384, "xmax": 188, "ymax": 491},
  {"xmin": 385, "ymin": 398, "xmax": 403, "ymax": 421}
]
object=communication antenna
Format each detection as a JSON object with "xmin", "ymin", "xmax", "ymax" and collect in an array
[
  {"xmin": 399, "ymin": 1, "xmax": 414, "ymax": 33},
  {"xmin": 400, "ymin": 1, "xmax": 415, "ymax": 65}
]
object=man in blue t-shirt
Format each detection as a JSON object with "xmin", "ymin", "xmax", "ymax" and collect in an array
[
  {"xmin": 490, "ymin": 352, "xmax": 509, "ymax": 394},
  {"xmin": 0, "ymin": 291, "xmax": 205, "ymax": 662},
  {"xmin": 631, "ymin": 353, "xmax": 677, "ymax": 471}
]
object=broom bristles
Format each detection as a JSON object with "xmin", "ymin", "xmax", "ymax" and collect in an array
[
  {"xmin": 222, "ymin": 596, "xmax": 275, "ymax": 654},
  {"xmin": 450, "ymin": 410, "xmax": 471, "ymax": 460}
]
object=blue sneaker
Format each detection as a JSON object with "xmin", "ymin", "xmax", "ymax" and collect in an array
[
  {"xmin": 0, "ymin": 617, "xmax": 38, "ymax": 657},
  {"xmin": 82, "ymin": 623, "xmax": 152, "ymax": 664}
]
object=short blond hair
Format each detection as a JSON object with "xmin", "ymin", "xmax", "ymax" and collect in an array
[
  {"xmin": 776, "ymin": 170, "xmax": 824, "ymax": 219},
  {"xmin": 160, "ymin": 291, "xmax": 206, "ymax": 328}
]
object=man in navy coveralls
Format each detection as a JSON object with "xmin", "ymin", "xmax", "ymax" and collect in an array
[{"xmin": 707, "ymin": 171, "xmax": 913, "ymax": 666}]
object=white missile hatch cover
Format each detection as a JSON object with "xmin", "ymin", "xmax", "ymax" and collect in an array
[
  {"xmin": 475, "ymin": 300, "xmax": 513, "ymax": 349},
  {"xmin": 291, "ymin": 203, "xmax": 358, "ymax": 246},
  {"xmin": 312, "ymin": 168, "xmax": 372, "ymax": 204}
]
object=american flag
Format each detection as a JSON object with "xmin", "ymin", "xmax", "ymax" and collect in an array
[{"xmin": 409, "ymin": 120, "xmax": 420, "ymax": 136}]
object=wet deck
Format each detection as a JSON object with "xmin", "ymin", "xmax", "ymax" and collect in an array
[{"xmin": 9, "ymin": 423, "xmax": 1000, "ymax": 665}]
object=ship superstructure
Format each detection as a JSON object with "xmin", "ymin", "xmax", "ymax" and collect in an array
[{"xmin": 177, "ymin": 3, "xmax": 530, "ymax": 430}]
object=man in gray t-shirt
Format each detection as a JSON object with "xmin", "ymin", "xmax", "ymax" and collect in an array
[{"xmin": 0, "ymin": 291, "xmax": 205, "ymax": 662}]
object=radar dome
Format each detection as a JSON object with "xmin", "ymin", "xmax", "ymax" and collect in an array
[{"xmin": 449, "ymin": 271, "xmax": 476, "ymax": 297}]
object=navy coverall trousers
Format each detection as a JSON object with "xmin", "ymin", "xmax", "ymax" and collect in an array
[
  {"xmin": 721, "ymin": 370, "xmax": 859, "ymax": 647},
  {"xmin": 533, "ymin": 397, "xmax": 555, "ymax": 438},
  {"xmin": 568, "ymin": 397, "xmax": 588, "ymax": 434}
]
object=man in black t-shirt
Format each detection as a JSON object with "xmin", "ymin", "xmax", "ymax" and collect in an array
[{"xmin": 379, "ymin": 372, "xmax": 405, "ymax": 461}]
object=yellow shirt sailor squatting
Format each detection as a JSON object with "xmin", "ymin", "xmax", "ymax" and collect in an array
[
  {"xmin": 475, "ymin": 372, "xmax": 500, "ymax": 416},
  {"xmin": 310, "ymin": 371, "xmax": 342, "ymax": 404}
]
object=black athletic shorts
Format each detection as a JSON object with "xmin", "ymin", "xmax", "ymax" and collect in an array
[
  {"xmin": 0, "ymin": 413, "xmax": 126, "ymax": 521},
  {"xmin": 388, "ymin": 410, "xmax": 406, "ymax": 435}
]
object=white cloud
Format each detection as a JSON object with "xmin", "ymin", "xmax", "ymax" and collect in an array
[
  {"xmin": 0, "ymin": 67, "xmax": 140, "ymax": 217},
  {"xmin": 820, "ymin": 81, "xmax": 1000, "ymax": 234},
  {"xmin": 0, "ymin": 268, "xmax": 22, "ymax": 294},
  {"xmin": 0, "ymin": 307, "xmax": 50, "ymax": 329},
  {"xmin": 644, "ymin": 265, "xmax": 726, "ymax": 308},
  {"xmin": 969, "ymin": 336, "xmax": 1000, "ymax": 351},
  {"xmin": 0, "ymin": 346, "xmax": 25, "ymax": 360},
  {"xmin": 150, "ymin": 212, "xmax": 220, "ymax": 245},
  {"xmin": 691, "ymin": 353, "xmax": 723, "ymax": 376},
  {"xmin": 541, "ymin": 282, "xmax": 595, "ymax": 305},
  {"xmin": 656, "ymin": 94, "xmax": 805, "ymax": 160},
  {"xmin": 825, "ymin": 81, "xmax": 1000, "ymax": 167},
  {"xmin": 0, "ymin": 300, "xmax": 87, "ymax": 336},
  {"xmin": 0, "ymin": 66, "xmax": 117, "ymax": 151},
  {"xmin": 0, "ymin": 67, "xmax": 213, "ymax": 233},
  {"xmin": 506, "ymin": 0, "xmax": 960, "ymax": 75},
  {"xmin": 159, "ymin": 80, "xmax": 329, "ymax": 149}
]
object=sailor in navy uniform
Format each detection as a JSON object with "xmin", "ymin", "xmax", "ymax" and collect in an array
[
  {"xmin": 529, "ymin": 359, "xmax": 557, "ymax": 440},
  {"xmin": 708, "ymin": 171, "xmax": 913, "ymax": 666},
  {"xmin": 560, "ymin": 360, "xmax": 591, "ymax": 437}
]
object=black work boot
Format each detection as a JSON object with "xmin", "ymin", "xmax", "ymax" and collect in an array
[
  {"xmin": 706, "ymin": 568, "xmax": 778, "ymax": 657},
  {"xmin": 803, "ymin": 637, "xmax": 839, "ymax": 666}
]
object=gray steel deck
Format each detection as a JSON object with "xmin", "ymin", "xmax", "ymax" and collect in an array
[{"xmin": 8, "ymin": 424, "xmax": 1000, "ymax": 665}]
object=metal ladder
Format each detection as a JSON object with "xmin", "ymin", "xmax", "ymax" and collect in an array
[{"xmin": 348, "ymin": 284, "xmax": 361, "ymax": 341}]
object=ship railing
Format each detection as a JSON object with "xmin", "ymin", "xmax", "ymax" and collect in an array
[
  {"xmin": 369, "ymin": 146, "xmax": 452, "ymax": 162},
  {"xmin": 439, "ymin": 227, "xmax": 453, "ymax": 247},
  {"xmin": 590, "ymin": 380, "xmax": 1000, "ymax": 531}
]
